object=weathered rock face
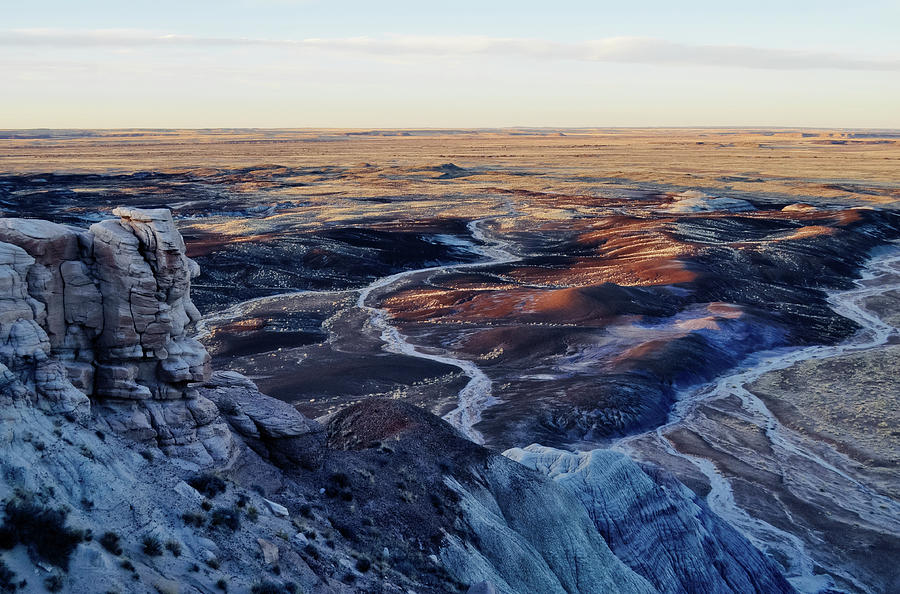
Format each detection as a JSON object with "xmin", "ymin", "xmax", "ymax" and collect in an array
[
  {"xmin": 318, "ymin": 399, "xmax": 795, "ymax": 594},
  {"xmin": 0, "ymin": 208, "xmax": 233, "ymax": 465},
  {"xmin": 201, "ymin": 370, "xmax": 325, "ymax": 470},
  {"xmin": 504, "ymin": 445, "xmax": 795, "ymax": 594}
]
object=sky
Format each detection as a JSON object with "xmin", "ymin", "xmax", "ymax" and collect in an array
[{"xmin": 2, "ymin": 0, "xmax": 899, "ymax": 128}]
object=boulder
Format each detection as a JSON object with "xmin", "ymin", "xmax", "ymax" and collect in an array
[{"xmin": 202, "ymin": 371, "xmax": 324, "ymax": 470}]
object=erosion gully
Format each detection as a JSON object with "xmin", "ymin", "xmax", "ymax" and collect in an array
[{"xmin": 197, "ymin": 211, "xmax": 899, "ymax": 592}]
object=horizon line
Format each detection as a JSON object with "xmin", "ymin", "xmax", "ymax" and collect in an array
[{"xmin": 4, "ymin": 126, "xmax": 900, "ymax": 132}]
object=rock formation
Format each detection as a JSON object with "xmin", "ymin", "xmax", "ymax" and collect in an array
[
  {"xmin": 200, "ymin": 370, "xmax": 325, "ymax": 470},
  {"xmin": 0, "ymin": 208, "xmax": 233, "ymax": 465},
  {"xmin": 0, "ymin": 208, "xmax": 798, "ymax": 593},
  {"xmin": 321, "ymin": 399, "xmax": 795, "ymax": 594},
  {"xmin": 505, "ymin": 445, "xmax": 794, "ymax": 594}
]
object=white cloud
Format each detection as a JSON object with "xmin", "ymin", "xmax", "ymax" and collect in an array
[{"xmin": 3, "ymin": 29, "xmax": 899, "ymax": 71}]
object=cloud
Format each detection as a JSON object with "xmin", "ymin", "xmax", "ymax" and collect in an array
[{"xmin": 3, "ymin": 29, "xmax": 899, "ymax": 71}]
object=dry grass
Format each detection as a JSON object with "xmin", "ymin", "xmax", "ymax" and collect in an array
[{"xmin": 2, "ymin": 129, "xmax": 898, "ymax": 208}]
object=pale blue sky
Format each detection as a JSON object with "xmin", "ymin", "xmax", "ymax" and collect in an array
[{"xmin": 2, "ymin": 1, "xmax": 899, "ymax": 128}]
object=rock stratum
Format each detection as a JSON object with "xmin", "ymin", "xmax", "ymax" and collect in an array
[
  {"xmin": 0, "ymin": 208, "xmax": 794, "ymax": 592},
  {"xmin": 0, "ymin": 208, "xmax": 234, "ymax": 466}
]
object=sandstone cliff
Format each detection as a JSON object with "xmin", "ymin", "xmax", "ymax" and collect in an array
[{"xmin": 0, "ymin": 208, "xmax": 233, "ymax": 465}]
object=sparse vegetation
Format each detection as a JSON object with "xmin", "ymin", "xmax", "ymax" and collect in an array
[
  {"xmin": 189, "ymin": 474, "xmax": 227, "ymax": 498},
  {"xmin": 141, "ymin": 536, "xmax": 163, "ymax": 557},
  {"xmin": 324, "ymin": 473, "xmax": 352, "ymax": 501},
  {"xmin": 328, "ymin": 517, "xmax": 355, "ymax": 541},
  {"xmin": 165, "ymin": 540, "xmax": 182, "ymax": 557},
  {"xmin": 355, "ymin": 556, "xmax": 372, "ymax": 573},
  {"xmin": 0, "ymin": 560, "xmax": 17, "ymax": 593},
  {"xmin": 210, "ymin": 507, "xmax": 241, "ymax": 531},
  {"xmin": 251, "ymin": 581, "xmax": 291, "ymax": 594},
  {"xmin": 246, "ymin": 506, "xmax": 259, "ymax": 522},
  {"xmin": 0, "ymin": 495, "xmax": 84, "ymax": 569},
  {"xmin": 181, "ymin": 512, "xmax": 205, "ymax": 527},
  {"xmin": 43, "ymin": 574, "xmax": 64, "ymax": 593},
  {"xmin": 99, "ymin": 532, "xmax": 123, "ymax": 556}
]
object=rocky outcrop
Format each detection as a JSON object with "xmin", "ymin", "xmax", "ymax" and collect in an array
[
  {"xmin": 0, "ymin": 209, "xmax": 799, "ymax": 593},
  {"xmin": 0, "ymin": 209, "xmax": 234, "ymax": 465},
  {"xmin": 201, "ymin": 371, "xmax": 325, "ymax": 470},
  {"xmin": 0, "ymin": 232, "xmax": 90, "ymax": 416},
  {"xmin": 319, "ymin": 399, "xmax": 795, "ymax": 594},
  {"xmin": 441, "ymin": 445, "xmax": 794, "ymax": 594},
  {"xmin": 505, "ymin": 445, "xmax": 795, "ymax": 594}
]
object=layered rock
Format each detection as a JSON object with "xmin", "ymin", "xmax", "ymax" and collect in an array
[
  {"xmin": 505, "ymin": 445, "xmax": 795, "ymax": 594},
  {"xmin": 0, "ymin": 208, "xmax": 233, "ymax": 464},
  {"xmin": 201, "ymin": 370, "xmax": 325, "ymax": 470},
  {"xmin": 320, "ymin": 398, "xmax": 795, "ymax": 594}
]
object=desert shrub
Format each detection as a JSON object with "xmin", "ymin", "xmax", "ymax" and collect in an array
[
  {"xmin": 329, "ymin": 473, "xmax": 350, "ymax": 489},
  {"xmin": 327, "ymin": 517, "xmax": 354, "ymax": 541},
  {"xmin": 95, "ymin": 430, "xmax": 106, "ymax": 441},
  {"xmin": 165, "ymin": 540, "xmax": 182, "ymax": 557},
  {"xmin": 1, "ymin": 496, "xmax": 84, "ymax": 569},
  {"xmin": 120, "ymin": 559, "xmax": 135, "ymax": 572},
  {"xmin": 246, "ymin": 506, "xmax": 259, "ymax": 522},
  {"xmin": 201, "ymin": 501, "xmax": 213, "ymax": 512},
  {"xmin": 99, "ymin": 532, "xmax": 123, "ymax": 556},
  {"xmin": 0, "ymin": 560, "xmax": 16, "ymax": 592},
  {"xmin": 139, "ymin": 450, "xmax": 154, "ymax": 462},
  {"xmin": 0, "ymin": 526, "xmax": 15, "ymax": 550},
  {"xmin": 236, "ymin": 494, "xmax": 249, "ymax": 508},
  {"xmin": 251, "ymin": 581, "xmax": 288, "ymax": 594},
  {"xmin": 181, "ymin": 512, "xmax": 205, "ymax": 527},
  {"xmin": 215, "ymin": 578, "xmax": 228, "ymax": 591},
  {"xmin": 44, "ymin": 574, "xmax": 64, "ymax": 592},
  {"xmin": 206, "ymin": 558, "xmax": 220, "ymax": 569},
  {"xmin": 141, "ymin": 536, "xmax": 162, "ymax": 557},
  {"xmin": 355, "ymin": 557, "xmax": 371, "ymax": 573},
  {"xmin": 189, "ymin": 474, "xmax": 226, "ymax": 498},
  {"xmin": 211, "ymin": 508, "xmax": 240, "ymax": 531}
]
